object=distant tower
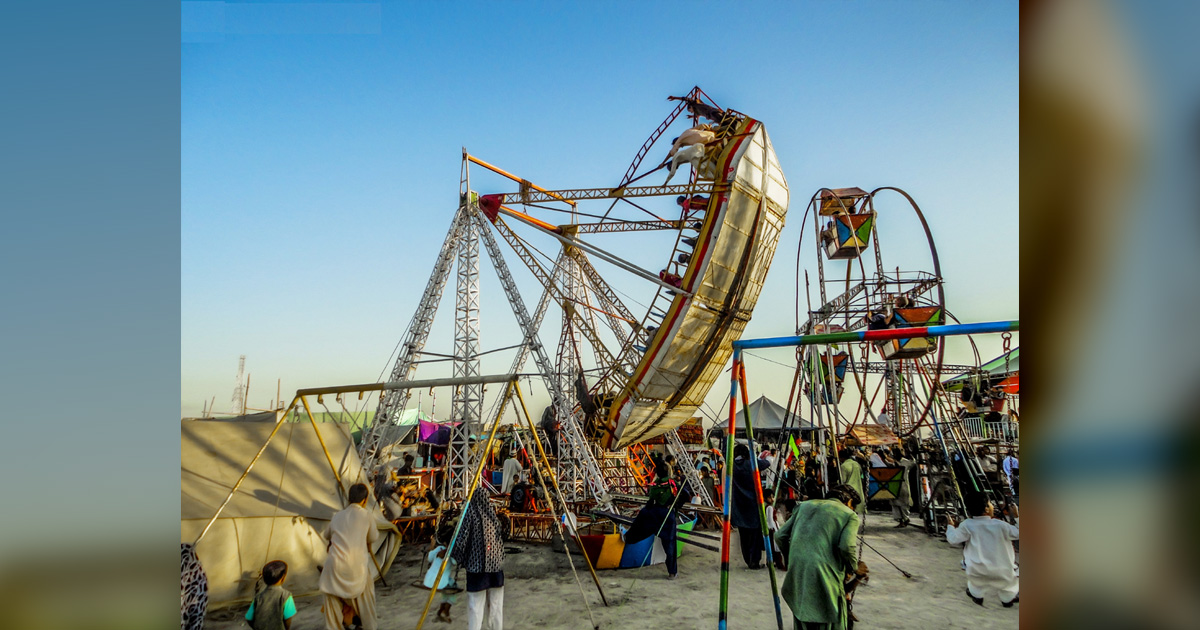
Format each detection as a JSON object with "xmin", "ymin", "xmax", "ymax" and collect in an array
[{"xmin": 231, "ymin": 355, "xmax": 246, "ymax": 415}]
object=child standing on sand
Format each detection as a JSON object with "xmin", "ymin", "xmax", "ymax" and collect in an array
[{"xmin": 245, "ymin": 560, "xmax": 297, "ymax": 630}]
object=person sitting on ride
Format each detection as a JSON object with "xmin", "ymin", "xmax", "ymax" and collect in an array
[
  {"xmin": 666, "ymin": 124, "xmax": 716, "ymax": 158},
  {"xmin": 508, "ymin": 473, "xmax": 531, "ymax": 513},
  {"xmin": 658, "ymin": 269, "xmax": 683, "ymax": 288},
  {"xmin": 820, "ymin": 221, "xmax": 837, "ymax": 247},
  {"xmin": 867, "ymin": 307, "xmax": 890, "ymax": 330}
]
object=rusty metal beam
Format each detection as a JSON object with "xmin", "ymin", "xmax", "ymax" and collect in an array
[
  {"xmin": 571, "ymin": 220, "xmax": 684, "ymax": 234},
  {"xmin": 495, "ymin": 182, "xmax": 724, "ymax": 205}
]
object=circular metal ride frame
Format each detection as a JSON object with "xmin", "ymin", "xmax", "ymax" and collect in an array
[{"xmin": 791, "ymin": 186, "xmax": 947, "ymax": 442}]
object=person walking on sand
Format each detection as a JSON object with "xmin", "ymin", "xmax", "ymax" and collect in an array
[
  {"xmin": 776, "ymin": 484, "xmax": 862, "ymax": 630},
  {"xmin": 320, "ymin": 483, "xmax": 380, "ymax": 630},
  {"xmin": 452, "ymin": 488, "xmax": 507, "ymax": 630}
]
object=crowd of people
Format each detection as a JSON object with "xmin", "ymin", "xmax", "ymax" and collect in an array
[
  {"xmin": 711, "ymin": 437, "xmax": 1021, "ymax": 628},
  {"xmin": 240, "ymin": 434, "xmax": 1018, "ymax": 630}
]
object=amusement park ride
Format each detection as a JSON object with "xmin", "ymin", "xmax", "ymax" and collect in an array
[
  {"xmin": 352, "ymin": 86, "xmax": 1018, "ymax": 542},
  {"xmin": 182, "ymin": 89, "xmax": 1018, "ymax": 630}
]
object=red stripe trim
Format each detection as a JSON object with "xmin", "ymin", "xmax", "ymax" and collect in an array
[{"xmin": 862, "ymin": 326, "xmax": 930, "ymax": 341}]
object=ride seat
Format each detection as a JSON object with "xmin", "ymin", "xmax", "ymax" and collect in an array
[
  {"xmin": 823, "ymin": 213, "xmax": 875, "ymax": 260},
  {"xmin": 875, "ymin": 306, "xmax": 942, "ymax": 360}
]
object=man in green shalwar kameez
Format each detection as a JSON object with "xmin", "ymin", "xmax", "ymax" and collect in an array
[
  {"xmin": 838, "ymin": 449, "xmax": 866, "ymax": 520},
  {"xmin": 776, "ymin": 484, "xmax": 862, "ymax": 630}
]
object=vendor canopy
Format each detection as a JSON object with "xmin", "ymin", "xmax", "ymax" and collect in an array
[
  {"xmin": 181, "ymin": 417, "xmax": 398, "ymax": 606},
  {"xmin": 942, "ymin": 347, "xmax": 1020, "ymax": 393},
  {"xmin": 712, "ymin": 396, "xmax": 816, "ymax": 433}
]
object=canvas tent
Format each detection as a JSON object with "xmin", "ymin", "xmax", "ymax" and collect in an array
[
  {"xmin": 181, "ymin": 416, "xmax": 400, "ymax": 607},
  {"xmin": 710, "ymin": 396, "xmax": 817, "ymax": 437}
]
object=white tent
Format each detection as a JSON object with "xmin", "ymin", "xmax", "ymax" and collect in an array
[
  {"xmin": 181, "ymin": 417, "xmax": 399, "ymax": 606},
  {"xmin": 711, "ymin": 395, "xmax": 816, "ymax": 433}
]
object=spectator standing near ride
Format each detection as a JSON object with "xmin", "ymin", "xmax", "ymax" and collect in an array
[
  {"xmin": 762, "ymin": 448, "xmax": 778, "ymax": 490},
  {"xmin": 731, "ymin": 444, "xmax": 770, "ymax": 569},
  {"xmin": 891, "ymin": 447, "xmax": 916, "ymax": 528},
  {"xmin": 1002, "ymin": 451, "xmax": 1020, "ymax": 497},
  {"xmin": 397, "ymin": 453, "xmax": 415, "ymax": 476},
  {"xmin": 425, "ymin": 525, "xmax": 460, "ymax": 624},
  {"xmin": 946, "ymin": 493, "xmax": 1020, "ymax": 607},
  {"xmin": 700, "ymin": 466, "xmax": 717, "ymax": 508},
  {"xmin": 319, "ymin": 483, "xmax": 380, "ymax": 630},
  {"xmin": 838, "ymin": 449, "xmax": 866, "ymax": 520},
  {"xmin": 763, "ymin": 489, "xmax": 786, "ymax": 571},
  {"xmin": 452, "ymin": 488, "xmax": 507, "ymax": 630},
  {"xmin": 776, "ymin": 484, "xmax": 862, "ymax": 630},
  {"xmin": 500, "ymin": 452, "xmax": 523, "ymax": 494}
]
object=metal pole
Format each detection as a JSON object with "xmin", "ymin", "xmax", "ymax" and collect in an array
[
  {"xmin": 733, "ymin": 320, "xmax": 1019, "ymax": 352},
  {"xmin": 737, "ymin": 362, "xmax": 785, "ymax": 630},
  {"xmin": 717, "ymin": 355, "xmax": 739, "ymax": 630},
  {"xmin": 300, "ymin": 395, "xmax": 390, "ymax": 587},
  {"xmin": 415, "ymin": 380, "xmax": 514, "ymax": 630},
  {"xmin": 298, "ymin": 374, "xmax": 519, "ymax": 397},
  {"xmin": 513, "ymin": 382, "xmax": 609, "ymax": 608}
]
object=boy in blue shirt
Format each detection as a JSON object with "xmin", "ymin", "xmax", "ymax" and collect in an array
[{"xmin": 246, "ymin": 560, "xmax": 297, "ymax": 630}]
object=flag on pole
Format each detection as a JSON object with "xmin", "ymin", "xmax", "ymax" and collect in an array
[{"xmin": 788, "ymin": 434, "xmax": 801, "ymax": 459}]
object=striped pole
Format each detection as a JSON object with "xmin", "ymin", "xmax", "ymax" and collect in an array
[
  {"xmin": 738, "ymin": 360, "xmax": 785, "ymax": 630},
  {"xmin": 732, "ymin": 320, "xmax": 1019, "ymax": 352},
  {"xmin": 718, "ymin": 359, "xmax": 739, "ymax": 630}
]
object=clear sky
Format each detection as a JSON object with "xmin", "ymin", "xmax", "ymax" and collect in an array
[{"xmin": 182, "ymin": 1, "xmax": 1018, "ymax": 423}]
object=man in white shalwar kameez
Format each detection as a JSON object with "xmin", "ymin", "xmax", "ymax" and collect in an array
[
  {"xmin": 501, "ymin": 454, "xmax": 523, "ymax": 495},
  {"xmin": 320, "ymin": 483, "xmax": 381, "ymax": 630},
  {"xmin": 946, "ymin": 493, "xmax": 1020, "ymax": 607}
]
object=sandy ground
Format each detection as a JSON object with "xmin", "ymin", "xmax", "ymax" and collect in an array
[{"xmin": 205, "ymin": 510, "xmax": 1019, "ymax": 630}]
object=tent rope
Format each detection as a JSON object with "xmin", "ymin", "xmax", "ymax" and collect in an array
[{"xmin": 262, "ymin": 419, "xmax": 297, "ymax": 570}]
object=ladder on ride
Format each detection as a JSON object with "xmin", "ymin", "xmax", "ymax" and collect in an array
[
  {"xmin": 597, "ymin": 448, "xmax": 646, "ymax": 497},
  {"xmin": 940, "ymin": 414, "xmax": 1001, "ymax": 504},
  {"xmin": 666, "ymin": 429, "xmax": 713, "ymax": 506}
]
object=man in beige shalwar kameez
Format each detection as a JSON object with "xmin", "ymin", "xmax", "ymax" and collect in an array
[{"xmin": 320, "ymin": 483, "xmax": 380, "ymax": 630}]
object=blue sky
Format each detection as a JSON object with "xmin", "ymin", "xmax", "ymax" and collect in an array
[{"xmin": 182, "ymin": 1, "xmax": 1018, "ymax": 421}]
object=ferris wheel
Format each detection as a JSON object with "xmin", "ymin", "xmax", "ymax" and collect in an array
[{"xmin": 793, "ymin": 186, "xmax": 952, "ymax": 440}]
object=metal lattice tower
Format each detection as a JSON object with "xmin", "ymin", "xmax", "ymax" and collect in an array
[
  {"xmin": 446, "ymin": 198, "xmax": 483, "ymax": 497},
  {"xmin": 360, "ymin": 205, "xmax": 468, "ymax": 472},
  {"xmin": 230, "ymin": 355, "xmax": 246, "ymax": 415},
  {"xmin": 364, "ymin": 153, "xmax": 647, "ymax": 508},
  {"xmin": 475, "ymin": 209, "xmax": 612, "ymax": 507},
  {"xmin": 554, "ymin": 255, "xmax": 586, "ymax": 500}
]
